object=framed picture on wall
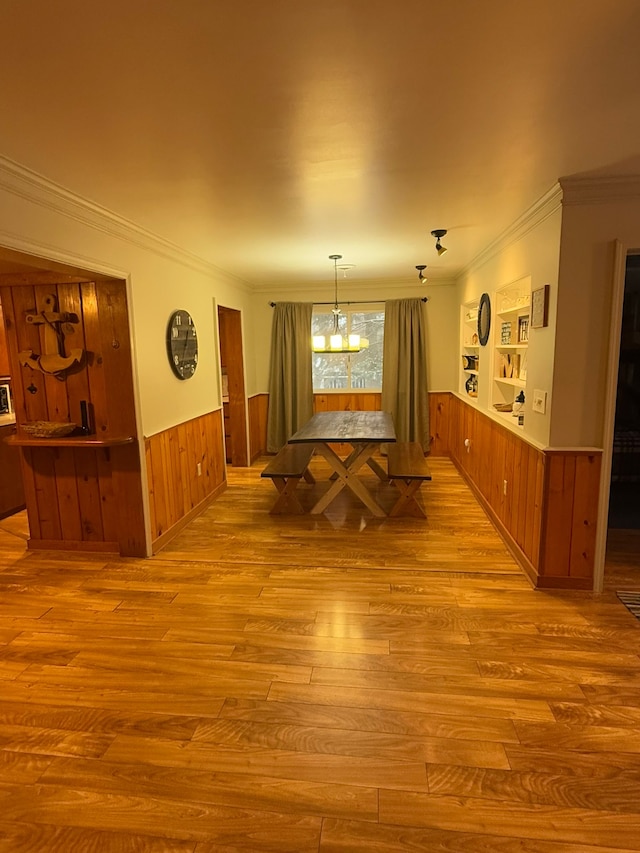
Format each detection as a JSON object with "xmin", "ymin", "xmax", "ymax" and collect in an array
[
  {"xmin": 0, "ymin": 383, "xmax": 11, "ymax": 415},
  {"xmin": 531, "ymin": 284, "xmax": 550, "ymax": 328}
]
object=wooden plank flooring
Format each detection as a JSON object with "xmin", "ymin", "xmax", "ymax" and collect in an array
[{"xmin": 0, "ymin": 456, "xmax": 639, "ymax": 851}]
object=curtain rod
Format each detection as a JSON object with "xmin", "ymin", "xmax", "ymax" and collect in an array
[{"xmin": 269, "ymin": 297, "xmax": 428, "ymax": 307}]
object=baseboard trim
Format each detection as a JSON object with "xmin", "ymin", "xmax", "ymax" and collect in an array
[
  {"xmin": 27, "ymin": 539, "xmax": 120, "ymax": 554},
  {"xmin": 151, "ymin": 481, "xmax": 227, "ymax": 554}
]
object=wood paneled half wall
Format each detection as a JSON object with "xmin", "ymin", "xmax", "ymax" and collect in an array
[
  {"xmin": 447, "ymin": 395, "xmax": 602, "ymax": 589},
  {"xmin": 145, "ymin": 409, "xmax": 227, "ymax": 552},
  {"xmin": 1, "ymin": 275, "xmax": 146, "ymax": 556}
]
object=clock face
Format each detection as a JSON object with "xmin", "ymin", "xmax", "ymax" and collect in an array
[{"xmin": 167, "ymin": 310, "xmax": 198, "ymax": 380}]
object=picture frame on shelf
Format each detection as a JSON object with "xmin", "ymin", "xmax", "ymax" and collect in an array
[
  {"xmin": 0, "ymin": 383, "xmax": 11, "ymax": 415},
  {"xmin": 517, "ymin": 315, "xmax": 529, "ymax": 343},
  {"xmin": 531, "ymin": 284, "xmax": 550, "ymax": 328},
  {"xmin": 501, "ymin": 321, "xmax": 512, "ymax": 345}
]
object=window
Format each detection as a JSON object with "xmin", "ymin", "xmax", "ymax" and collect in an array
[{"xmin": 312, "ymin": 307, "xmax": 385, "ymax": 391}]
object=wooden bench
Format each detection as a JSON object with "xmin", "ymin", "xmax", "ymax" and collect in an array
[
  {"xmin": 261, "ymin": 444, "xmax": 316, "ymax": 514},
  {"xmin": 386, "ymin": 442, "xmax": 432, "ymax": 517}
]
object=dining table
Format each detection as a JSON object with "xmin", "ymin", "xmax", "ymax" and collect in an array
[{"xmin": 288, "ymin": 410, "xmax": 396, "ymax": 517}]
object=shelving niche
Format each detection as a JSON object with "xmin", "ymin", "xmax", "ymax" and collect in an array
[
  {"xmin": 492, "ymin": 278, "xmax": 530, "ymax": 427},
  {"xmin": 460, "ymin": 299, "xmax": 480, "ymax": 400}
]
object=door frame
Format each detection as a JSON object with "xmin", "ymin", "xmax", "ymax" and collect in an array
[
  {"xmin": 217, "ymin": 304, "xmax": 249, "ymax": 467},
  {"xmin": 593, "ymin": 241, "xmax": 639, "ymax": 592}
]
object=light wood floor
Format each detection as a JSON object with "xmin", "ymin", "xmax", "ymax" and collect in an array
[{"xmin": 0, "ymin": 456, "xmax": 639, "ymax": 852}]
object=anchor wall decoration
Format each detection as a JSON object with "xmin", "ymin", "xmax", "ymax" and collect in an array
[{"xmin": 18, "ymin": 294, "xmax": 84, "ymax": 379}]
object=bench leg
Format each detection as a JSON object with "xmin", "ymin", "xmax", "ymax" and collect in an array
[
  {"xmin": 389, "ymin": 479, "xmax": 426, "ymax": 518},
  {"xmin": 269, "ymin": 476, "xmax": 305, "ymax": 514},
  {"xmin": 303, "ymin": 468, "xmax": 316, "ymax": 485}
]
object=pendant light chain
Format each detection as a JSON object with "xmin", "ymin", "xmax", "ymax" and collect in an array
[{"xmin": 311, "ymin": 254, "xmax": 368, "ymax": 354}]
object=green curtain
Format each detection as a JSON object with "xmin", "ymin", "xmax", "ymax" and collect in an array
[
  {"xmin": 266, "ymin": 302, "xmax": 314, "ymax": 453},
  {"xmin": 381, "ymin": 298, "xmax": 430, "ymax": 452}
]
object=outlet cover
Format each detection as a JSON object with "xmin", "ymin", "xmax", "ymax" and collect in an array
[{"xmin": 532, "ymin": 389, "xmax": 547, "ymax": 414}]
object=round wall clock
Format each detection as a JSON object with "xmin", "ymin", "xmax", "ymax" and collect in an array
[
  {"xmin": 167, "ymin": 310, "xmax": 198, "ymax": 379},
  {"xmin": 477, "ymin": 292, "xmax": 491, "ymax": 346}
]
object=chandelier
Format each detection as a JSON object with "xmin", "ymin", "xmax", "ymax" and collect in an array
[{"xmin": 312, "ymin": 254, "xmax": 368, "ymax": 353}]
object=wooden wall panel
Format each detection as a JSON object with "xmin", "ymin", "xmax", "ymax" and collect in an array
[
  {"xmin": 449, "ymin": 394, "xmax": 601, "ymax": 589},
  {"xmin": 314, "ymin": 392, "xmax": 382, "ymax": 413},
  {"xmin": 0, "ymin": 276, "xmax": 146, "ymax": 557},
  {"xmin": 0, "ymin": 424, "xmax": 25, "ymax": 518},
  {"xmin": 569, "ymin": 454, "xmax": 601, "ymax": 579},
  {"xmin": 74, "ymin": 450, "xmax": 104, "ymax": 541},
  {"xmin": 145, "ymin": 409, "xmax": 226, "ymax": 549},
  {"xmin": 0, "ymin": 301, "xmax": 10, "ymax": 377},
  {"xmin": 427, "ymin": 392, "xmax": 451, "ymax": 457},
  {"xmin": 540, "ymin": 451, "xmax": 601, "ymax": 582},
  {"xmin": 53, "ymin": 448, "xmax": 83, "ymax": 542},
  {"xmin": 79, "ymin": 282, "xmax": 108, "ymax": 434}
]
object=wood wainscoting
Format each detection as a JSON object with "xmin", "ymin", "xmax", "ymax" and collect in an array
[
  {"xmin": 448, "ymin": 394, "xmax": 602, "ymax": 589},
  {"xmin": 248, "ymin": 391, "xmax": 453, "ymax": 459},
  {"xmin": 145, "ymin": 409, "xmax": 227, "ymax": 552}
]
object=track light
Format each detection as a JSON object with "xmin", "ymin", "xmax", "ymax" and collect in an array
[
  {"xmin": 415, "ymin": 264, "xmax": 427, "ymax": 283},
  {"xmin": 431, "ymin": 229, "xmax": 448, "ymax": 256}
]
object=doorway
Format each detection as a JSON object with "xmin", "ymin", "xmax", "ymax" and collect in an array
[
  {"xmin": 217, "ymin": 305, "xmax": 248, "ymax": 467},
  {"xmin": 605, "ymin": 253, "xmax": 640, "ymax": 587}
]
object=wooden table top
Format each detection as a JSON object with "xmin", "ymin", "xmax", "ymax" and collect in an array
[{"xmin": 289, "ymin": 410, "xmax": 396, "ymax": 444}]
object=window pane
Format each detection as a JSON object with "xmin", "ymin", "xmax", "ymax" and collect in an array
[
  {"xmin": 312, "ymin": 308, "xmax": 384, "ymax": 391},
  {"xmin": 350, "ymin": 311, "xmax": 384, "ymax": 390},
  {"xmin": 312, "ymin": 312, "xmax": 348, "ymax": 388},
  {"xmin": 312, "ymin": 352, "xmax": 349, "ymax": 388}
]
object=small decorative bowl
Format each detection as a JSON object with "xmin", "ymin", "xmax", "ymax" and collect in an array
[{"xmin": 21, "ymin": 421, "xmax": 77, "ymax": 438}]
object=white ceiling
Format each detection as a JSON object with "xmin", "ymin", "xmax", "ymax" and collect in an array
[{"xmin": 1, "ymin": 0, "xmax": 639, "ymax": 287}]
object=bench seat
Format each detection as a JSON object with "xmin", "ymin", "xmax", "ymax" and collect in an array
[
  {"xmin": 261, "ymin": 444, "xmax": 316, "ymax": 514},
  {"xmin": 386, "ymin": 442, "xmax": 431, "ymax": 517}
]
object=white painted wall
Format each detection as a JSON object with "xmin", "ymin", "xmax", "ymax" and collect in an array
[
  {"xmin": 552, "ymin": 186, "xmax": 640, "ymax": 446},
  {"xmin": 456, "ymin": 200, "xmax": 563, "ymax": 447}
]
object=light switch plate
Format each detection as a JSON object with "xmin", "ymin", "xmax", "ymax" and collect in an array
[{"xmin": 532, "ymin": 389, "xmax": 547, "ymax": 414}]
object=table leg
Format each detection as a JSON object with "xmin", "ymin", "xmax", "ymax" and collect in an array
[
  {"xmin": 311, "ymin": 442, "xmax": 386, "ymax": 517},
  {"xmin": 366, "ymin": 456, "xmax": 388, "ymax": 481}
]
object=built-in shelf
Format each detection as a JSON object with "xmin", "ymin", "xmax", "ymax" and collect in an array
[
  {"xmin": 495, "ymin": 304, "xmax": 529, "ymax": 317},
  {"xmin": 460, "ymin": 299, "xmax": 480, "ymax": 399},
  {"xmin": 494, "ymin": 376, "xmax": 526, "ymax": 387},
  {"xmin": 6, "ymin": 434, "xmax": 135, "ymax": 448},
  {"xmin": 495, "ymin": 344, "xmax": 528, "ymax": 350},
  {"xmin": 492, "ymin": 277, "xmax": 531, "ymax": 420},
  {"xmin": 491, "ymin": 409, "xmax": 525, "ymax": 429}
]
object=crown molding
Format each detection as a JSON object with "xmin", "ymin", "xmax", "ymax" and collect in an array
[
  {"xmin": 252, "ymin": 274, "xmax": 457, "ymax": 298},
  {"xmin": 0, "ymin": 225, "xmax": 131, "ymax": 279},
  {"xmin": 0, "ymin": 155, "xmax": 251, "ymax": 290},
  {"xmin": 461, "ymin": 183, "xmax": 563, "ymax": 277},
  {"xmin": 559, "ymin": 174, "xmax": 640, "ymax": 205}
]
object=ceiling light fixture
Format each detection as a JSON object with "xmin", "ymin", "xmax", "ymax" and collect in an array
[
  {"xmin": 336, "ymin": 263, "xmax": 356, "ymax": 277},
  {"xmin": 431, "ymin": 229, "xmax": 448, "ymax": 256},
  {"xmin": 312, "ymin": 255, "xmax": 368, "ymax": 353},
  {"xmin": 415, "ymin": 264, "xmax": 428, "ymax": 283}
]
